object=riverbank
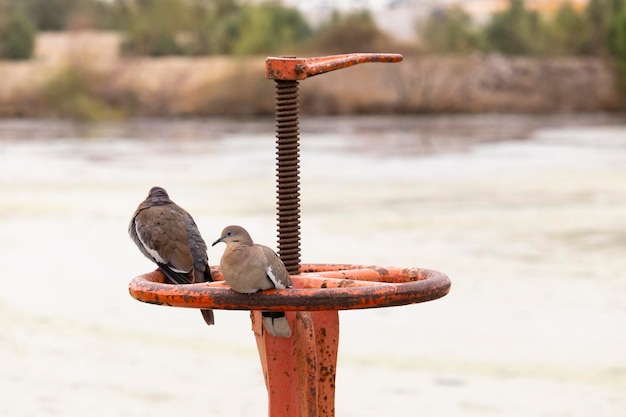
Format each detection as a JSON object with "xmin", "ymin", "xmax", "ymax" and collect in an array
[{"xmin": 0, "ymin": 31, "xmax": 621, "ymax": 118}]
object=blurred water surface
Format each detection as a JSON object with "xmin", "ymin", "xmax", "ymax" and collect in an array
[{"xmin": 1, "ymin": 114, "xmax": 625, "ymax": 417}]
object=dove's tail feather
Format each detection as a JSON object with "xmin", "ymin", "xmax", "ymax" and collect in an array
[
  {"xmin": 262, "ymin": 312, "xmax": 291, "ymax": 338},
  {"xmin": 201, "ymin": 309, "xmax": 215, "ymax": 326}
]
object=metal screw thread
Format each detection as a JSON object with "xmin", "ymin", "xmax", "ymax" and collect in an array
[{"xmin": 275, "ymin": 79, "xmax": 301, "ymax": 275}]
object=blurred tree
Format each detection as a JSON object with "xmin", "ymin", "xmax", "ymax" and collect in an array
[
  {"xmin": 484, "ymin": 0, "xmax": 548, "ymax": 55},
  {"xmin": 206, "ymin": 0, "xmax": 238, "ymax": 17},
  {"xmin": 547, "ymin": 1, "xmax": 592, "ymax": 55},
  {"xmin": 106, "ymin": 0, "xmax": 133, "ymax": 30},
  {"xmin": 231, "ymin": 4, "xmax": 311, "ymax": 55},
  {"xmin": 1, "ymin": 11, "xmax": 36, "ymax": 60},
  {"xmin": 585, "ymin": 0, "xmax": 610, "ymax": 54},
  {"xmin": 117, "ymin": 0, "xmax": 311, "ymax": 56},
  {"xmin": 1, "ymin": 0, "xmax": 115, "ymax": 30},
  {"xmin": 10, "ymin": 0, "xmax": 72, "ymax": 30},
  {"xmin": 585, "ymin": 0, "xmax": 626, "ymax": 55},
  {"xmin": 419, "ymin": 5, "xmax": 485, "ymax": 53},
  {"xmin": 186, "ymin": 0, "xmax": 241, "ymax": 55},
  {"xmin": 607, "ymin": 3, "xmax": 626, "ymax": 93},
  {"xmin": 208, "ymin": 14, "xmax": 242, "ymax": 54},
  {"xmin": 308, "ymin": 10, "xmax": 390, "ymax": 53},
  {"xmin": 608, "ymin": 2, "xmax": 626, "ymax": 57},
  {"xmin": 119, "ymin": 0, "xmax": 190, "ymax": 56},
  {"xmin": 68, "ymin": 0, "xmax": 118, "ymax": 30}
]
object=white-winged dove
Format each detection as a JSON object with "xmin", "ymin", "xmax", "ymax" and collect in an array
[
  {"xmin": 212, "ymin": 225, "xmax": 293, "ymax": 338},
  {"xmin": 129, "ymin": 186, "xmax": 215, "ymax": 326}
]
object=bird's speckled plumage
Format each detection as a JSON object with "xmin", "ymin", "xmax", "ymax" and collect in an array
[
  {"xmin": 212, "ymin": 225, "xmax": 292, "ymax": 337},
  {"xmin": 129, "ymin": 186, "xmax": 215, "ymax": 326}
]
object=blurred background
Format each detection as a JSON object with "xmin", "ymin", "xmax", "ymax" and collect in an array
[{"xmin": 1, "ymin": 1, "xmax": 625, "ymax": 416}]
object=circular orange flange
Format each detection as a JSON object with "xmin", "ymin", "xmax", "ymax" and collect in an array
[{"xmin": 128, "ymin": 264, "xmax": 451, "ymax": 311}]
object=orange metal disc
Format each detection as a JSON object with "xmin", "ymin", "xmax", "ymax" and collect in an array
[{"xmin": 128, "ymin": 263, "xmax": 450, "ymax": 312}]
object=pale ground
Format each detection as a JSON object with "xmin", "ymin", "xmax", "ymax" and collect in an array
[{"xmin": 0, "ymin": 115, "xmax": 625, "ymax": 416}]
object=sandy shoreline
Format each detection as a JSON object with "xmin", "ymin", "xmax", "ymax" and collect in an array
[{"xmin": 1, "ymin": 115, "xmax": 625, "ymax": 416}]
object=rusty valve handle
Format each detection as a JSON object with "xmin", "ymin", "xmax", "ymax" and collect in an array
[
  {"xmin": 267, "ymin": 53, "xmax": 403, "ymax": 275},
  {"xmin": 266, "ymin": 53, "xmax": 404, "ymax": 80}
]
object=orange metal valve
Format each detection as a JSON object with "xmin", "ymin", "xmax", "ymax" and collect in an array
[
  {"xmin": 128, "ymin": 264, "xmax": 451, "ymax": 311},
  {"xmin": 128, "ymin": 264, "xmax": 450, "ymax": 417},
  {"xmin": 266, "ymin": 53, "xmax": 403, "ymax": 80},
  {"xmin": 128, "ymin": 52, "xmax": 448, "ymax": 417}
]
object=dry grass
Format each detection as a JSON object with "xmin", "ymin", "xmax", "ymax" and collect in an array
[{"xmin": 0, "ymin": 31, "xmax": 620, "ymax": 119}]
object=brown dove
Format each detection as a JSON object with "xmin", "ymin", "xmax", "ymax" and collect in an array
[
  {"xmin": 212, "ymin": 225, "xmax": 292, "ymax": 338},
  {"xmin": 129, "ymin": 186, "xmax": 215, "ymax": 326}
]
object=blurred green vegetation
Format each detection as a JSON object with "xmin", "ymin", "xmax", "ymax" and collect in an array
[
  {"xmin": 0, "ymin": 0, "xmax": 623, "ymax": 61},
  {"xmin": 228, "ymin": 3, "xmax": 312, "ymax": 55},
  {"xmin": 1, "ymin": 11, "xmax": 36, "ymax": 60},
  {"xmin": 420, "ymin": 5, "xmax": 486, "ymax": 53},
  {"xmin": 115, "ymin": 0, "xmax": 314, "ymax": 56},
  {"xmin": 41, "ymin": 64, "xmax": 138, "ymax": 121},
  {"xmin": 1, "ymin": 0, "xmax": 115, "ymax": 31},
  {"xmin": 420, "ymin": 0, "xmax": 626, "ymax": 58},
  {"xmin": 484, "ymin": 0, "xmax": 547, "ymax": 55},
  {"xmin": 303, "ymin": 10, "xmax": 393, "ymax": 53}
]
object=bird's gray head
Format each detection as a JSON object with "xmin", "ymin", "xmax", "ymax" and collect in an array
[
  {"xmin": 146, "ymin": 186, "xmax": 171, "ymax": 204},
  {"xmin": 212, "ymin": 225, "xmax": 253, "ymax": 246}
]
